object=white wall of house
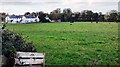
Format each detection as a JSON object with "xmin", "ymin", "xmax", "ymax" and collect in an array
[
  {"xmin": 5, "ymin": 16, "xmax": 39, "ymax": 23},
  {"xmin": 24, "ymin": 18, "xmax": 35, "ymax": 23},
  {"xmin": 21, "ymin": 16, "xmax": 26, "ymax": 23},
  {"xmin": 5, "ymin": 16, "xmax": 22, "ymax": 23}
]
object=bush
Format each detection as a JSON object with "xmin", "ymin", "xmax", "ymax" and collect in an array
[
  {"xmin": 2, "ymin": 30, "xmax": 36, "ymax": 56},
  {"xmin": 2, "ymin": 29, "xmax": 36, "ymax": 58}
]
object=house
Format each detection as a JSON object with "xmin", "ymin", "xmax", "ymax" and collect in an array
[
  {"xmin": 45, "ymin": 16, "xmax": 51, "ymax": 22},
  {"xmin": 5, "ymin": 15, "xmax": 22, "ymax": 23},
  {"xmin": 22, "ymin": 16, "xmax": 39, "ymax": 23},
  {"xmin": 5, "ymin": 15, "xmax": 39, "ymax": 23}
]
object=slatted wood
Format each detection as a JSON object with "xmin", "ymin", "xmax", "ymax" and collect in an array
[{"xmin": 15, "ymin": 52, "xmax": 45, "ymax": 67}]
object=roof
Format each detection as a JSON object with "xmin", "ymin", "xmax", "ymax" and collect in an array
[
  {"xmin": 25, "ymin": 16, "xmax": 37, "ymax": 18},
  {"xmin": 9, "ymin": 15, "xmax": 23, "ymax": 18},
  {"xmin": 8, "ymin": 15, "xmax": 37, "ymax": 18}
]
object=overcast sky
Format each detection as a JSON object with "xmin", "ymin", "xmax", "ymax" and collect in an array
[{"xmin": 0, "ymin": 0, "xmax": 119, "ymax": 15}]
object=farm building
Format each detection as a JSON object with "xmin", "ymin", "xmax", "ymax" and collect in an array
[{"xmin": 5, "ymin": 15, "xmax": 39, "ymax": 23}]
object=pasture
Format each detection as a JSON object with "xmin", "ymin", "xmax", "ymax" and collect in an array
[{"xmin": 6, "ymin": 22, "xmax": 119, "ymax": 65}]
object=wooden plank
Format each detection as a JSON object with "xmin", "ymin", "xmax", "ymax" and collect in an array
[{"xmin": 15, "ymin": 52, "xmax": 45, "ymax": 66}]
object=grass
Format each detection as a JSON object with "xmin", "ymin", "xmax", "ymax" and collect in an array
[{"xmin": 6, "ymin": 22, "xmax": 119, "ymax": 65}]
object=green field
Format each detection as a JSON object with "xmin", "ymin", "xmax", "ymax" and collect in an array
[{"xmin": 7, "ymin": 22, "xmax": 119, "ymax": 65}]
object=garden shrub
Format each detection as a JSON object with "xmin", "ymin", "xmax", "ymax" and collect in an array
[{"xmin": 2, "ymin": 29, "xmax": 36, "ymax": 67}]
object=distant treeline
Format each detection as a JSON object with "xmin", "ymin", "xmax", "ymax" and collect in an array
[{"xmin": 0, "ymin": 8, "xmax": 120, "ymax": 22}]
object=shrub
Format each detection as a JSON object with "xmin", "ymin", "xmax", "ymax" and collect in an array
[{"xmin": 2, "ymin": 29, "xmax": 36, "ymax": 66}]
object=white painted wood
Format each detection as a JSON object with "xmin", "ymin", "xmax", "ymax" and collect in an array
[{"xmin": 15, "ymin": 52, "xmax": 45, "ymax": 66}]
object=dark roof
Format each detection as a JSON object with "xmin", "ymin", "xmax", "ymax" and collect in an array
[
  {"xmin": 9, "ymin": 15, "xmax": 23, "ymax": 18},
  {"xmin": 25, "ymin": 16, "xmax": 36, "ymax": 18},
  {"xmin": 8, "ymin": 15, "xmax": 37, "ymax": 18}
]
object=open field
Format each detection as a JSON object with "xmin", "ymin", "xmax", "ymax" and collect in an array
[{"xmin": 6, "ymin": 22, "xmax": 119, "ymax": 65}]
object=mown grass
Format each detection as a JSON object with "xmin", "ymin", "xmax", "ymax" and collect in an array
[{"xmin": 6, "ymin": 22, "xmax": 119, "ymax": 65}]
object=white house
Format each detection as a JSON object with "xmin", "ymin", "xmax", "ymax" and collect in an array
[
  {"xmin": 5, "ymin": 15, "xmax": 39, "ymax": 23},
  {"xmin": 22, "ymin": 16, "xmax": 39, "ymax": 23},
  {"xmin": 45, "ymin": 16, "xmax": 51, "ymax": 22}
]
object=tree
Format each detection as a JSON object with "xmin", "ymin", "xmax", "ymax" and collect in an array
[
  {"xmin": 0, "ymin": 13, "xmax": 7, "ymax": 22},
  {"xmin": 63, "ymin": 8, "xmax": 72, "ymax": 22},
  {"xmin": 31, "ymin": 12, "xmax": 37, "ymax": 17},
  {"xmin": 98, "ymin": 12, "xmax": 105, "ymax": 22},
  {"xmin": 63, "ymin": 8, "xmax": 72, "ymax": 14},
  {"xmin": 108, "ymin": 10, "xmax": 118, "ymax": 22},
  {"xmin": 86, "ymin": 10, "xmax": 93, "ymax": 22},
  {"xmin": 80, "ymin": 10, "xmax": 93, "ymax": 22},
  {"xmin": 24, "ymin": 12, "xmax": 30, "ymax": 16},
  {"xmin": 70, "ymin": 14, "xmax": 76, "ymax": 23},
  {"xmin": 81, "ymin": 11, "xmax": 86, "ymax": 21},
  {"xmin": 73, "ymin": 12, "xmax": 80, "ymax": 21},
  {"xmin": 117, "ymin": 12, "xmax": 120, "ymax": 22},
  {"xmin": 104, "ymin": 10, "xmax": 118, "ymax": 22},
  {"xmin": 104, "ymin": 12, "xmax": 109, "ymax": 22},
  {"xmin": 38, "ymin": 11, "xmax": 46, "ymax": 22},
  {"xmin": 49, "ymin": 8, "xmax": 61, "ymax": 21},
  {"xmin": 93, "ymin": 13, "xmax": 99, "ymax": 23},
  {"xmin": 109, "ymin": 13, "xmax": 118, "ymax": 22}
]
